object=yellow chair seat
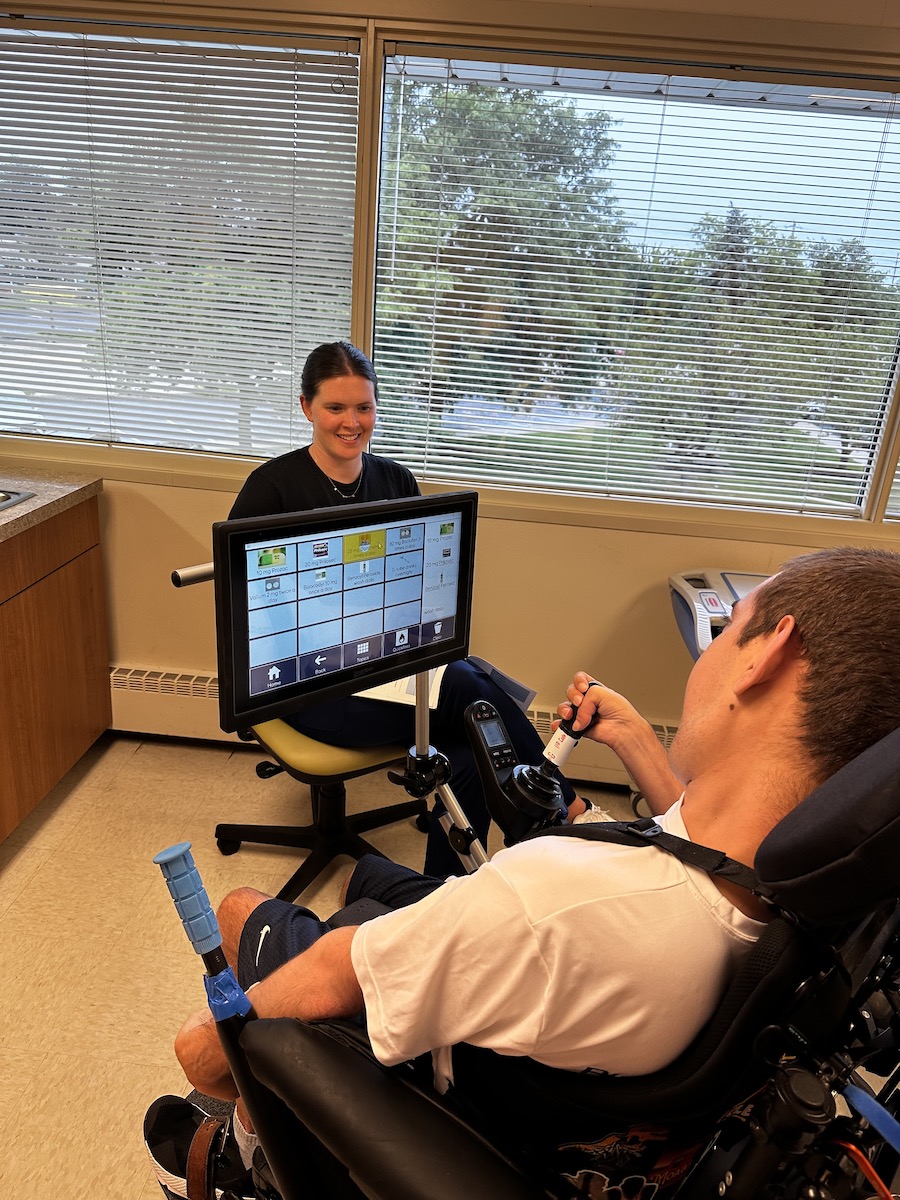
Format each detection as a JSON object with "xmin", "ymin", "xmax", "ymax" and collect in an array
[{"xmin": 215, "ymin": 718, "xmax": 425, "ymax": 901}]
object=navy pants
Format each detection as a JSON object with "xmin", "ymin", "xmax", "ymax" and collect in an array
[{"xmin": 285, "ymin": 658, "xmax": 575, "ymax": 876}]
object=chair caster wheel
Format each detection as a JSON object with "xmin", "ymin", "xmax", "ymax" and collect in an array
[
  {"xmin": 416, "ymin": 812, "xmax": 431, "ymax": 833},
  {"xmin": 256, "ymin": 760, "xmax": 283, "ymax": 779},
  {"xmin": 217, "ymin": 838, "xmax": 241, "ymax": 855}
]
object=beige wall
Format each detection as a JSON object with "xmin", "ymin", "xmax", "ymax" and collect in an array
[{"xmin": 88, "ymin": 467, "xmax": 898, "ymax": 735}]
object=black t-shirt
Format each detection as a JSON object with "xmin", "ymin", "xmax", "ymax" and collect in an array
[{"xmin": 228, "ymin": 445, "xmax": 420, "ymax": 520}]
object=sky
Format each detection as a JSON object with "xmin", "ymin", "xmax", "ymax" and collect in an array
[{"xmin": 585, "ymin": 91, "xmax": 900, "ymax": 272}]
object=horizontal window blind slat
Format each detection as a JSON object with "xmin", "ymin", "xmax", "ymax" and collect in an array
[
  {"xmin": 374, "ymin": 54, "xmax": 900, "ymax": 514},
  {"xmin": 0, "ymin": 23, "xmax": 360, "ymax": 457}
]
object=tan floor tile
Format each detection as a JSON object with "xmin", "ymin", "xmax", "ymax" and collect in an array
[
  {"xmin": 0, "ymin": 1047, "xmax": 49, "ymax": 1111},
  {"xmin": 114, "ymin": 737, "xmax": 237, "ymax": 788},
  {"xmin": 2, "ymin": 781, "xmax": 105, "ymax": 853},
  {"xmin": 56, "ymin": 730, "xmax": 143, "ymax": 789},
  {"xmin": 0, "ymin": 1049, "xmax": 181, "ymax": 1200},
  {"xmin": 55, "ymin": 943, "xmax": 209, "ymax": 1063},
  {"xmin": 189, "ymin": 782, "xmax": 313, "ymax": 834},
  {"xmin": 0, "ymin": 934, "xmax": 117, "ymax": 1053},
  {"xmin": 4, "ymin": 850, "xmax": 157, "ymax": 941},
  {"xmin": 66, "ymin": 785, "xmax": 208, "ymax": 866},
  {"xmin": 0, "ymin": 842, "xmax": 51, "ymax": 916}
]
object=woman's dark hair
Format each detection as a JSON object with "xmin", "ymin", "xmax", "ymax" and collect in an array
[{"xmin": 301, "ymin": 341, "xmax": 379, "ymax": 401}]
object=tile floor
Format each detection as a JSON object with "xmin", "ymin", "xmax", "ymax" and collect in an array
[{"xmin": 0, "ymin": 732, "xmax": 631, "ymax": 1199}]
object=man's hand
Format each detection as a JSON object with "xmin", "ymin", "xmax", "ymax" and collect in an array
[
  {"xmin": 556, "ymin": 673, "xmax": 641, "ymax": 745},
  {"xmin": 555, "ymin": 673, "xmax": 682, "ymax": 816}
]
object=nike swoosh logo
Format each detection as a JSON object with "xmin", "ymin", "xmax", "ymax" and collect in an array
[{"xmin": 255, "ymin": 924, "xmax": 271, "ymax": 967}]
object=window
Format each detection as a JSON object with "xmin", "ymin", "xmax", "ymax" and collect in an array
[
  {"xmin": 0, "ymin": 24, "xmax": 359, "ymax": 455},
  {"xmin": 372, "ymin": 50, "xmax": 900, "ymax": 516}
]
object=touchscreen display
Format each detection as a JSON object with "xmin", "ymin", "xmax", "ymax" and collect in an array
[
  {"xmin": 244, "ymin": 510, "xmax": 463, "ymax": 699},
  {"xmin": 213, "ymin": 492, "xmax": 477, "ymax": 732}
]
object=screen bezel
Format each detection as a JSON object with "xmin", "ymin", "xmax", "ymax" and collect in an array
[{"xmin": 213, "ymin": 491, "xmax": 478, "ymax": 733}]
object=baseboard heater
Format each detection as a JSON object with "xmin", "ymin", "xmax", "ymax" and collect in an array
[{"xmin": 108, "ymin": 666, "xmax": 679, "ymax": 784}]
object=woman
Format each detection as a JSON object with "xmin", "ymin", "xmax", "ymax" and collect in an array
[
  {"xmin": 229, "ymin": 340, "xmax": 418, "ymax": 519},
  {"xmin": 230, "ymin": 341, "xmax": 576, "ymax": 874}
]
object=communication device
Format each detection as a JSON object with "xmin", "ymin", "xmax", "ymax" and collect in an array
[{"xmin": 213, "ymin": 492, "xmax": 478, "ymax": 732}]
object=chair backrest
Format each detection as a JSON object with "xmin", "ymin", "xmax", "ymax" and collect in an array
[{"xmin": 755, "ymin": 724, "xmax": 900, "ymax": 925}]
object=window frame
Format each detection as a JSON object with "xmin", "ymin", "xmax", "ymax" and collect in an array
[
  {"xmin": 368, "ymin": 37, "xmax": 900, "ymax": 523},
  {"xmin": 3, "ymin": 10, "xmax": 900, "ymax": 540}
]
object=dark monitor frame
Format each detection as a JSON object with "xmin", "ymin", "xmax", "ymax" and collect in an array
[{"xmin": 213, "ymin": 491, "xmax": 478, "ymax": 733}]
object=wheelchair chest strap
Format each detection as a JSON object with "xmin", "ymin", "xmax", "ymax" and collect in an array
[{"xmin": 537, "ymin": 818, "xmax": 764, "ymax": 896}]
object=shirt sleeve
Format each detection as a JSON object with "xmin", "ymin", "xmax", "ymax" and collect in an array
[{"xmin": 350, "ymin": 864, "xmax": 550, "ymax": 1066}]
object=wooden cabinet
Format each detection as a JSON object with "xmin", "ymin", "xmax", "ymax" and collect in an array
[{"xmin": 0, "ymin": 496, "xmax": 111, "ymax": 841}]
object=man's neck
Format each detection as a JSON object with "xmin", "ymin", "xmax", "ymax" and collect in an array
[{"xmin": 678, "ymin": 757, "xmax": 815, "ymax": 921}]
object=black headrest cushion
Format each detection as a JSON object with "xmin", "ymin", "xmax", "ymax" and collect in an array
[{"xmin": 755, "ymin": 726, "xmax": 900, "ymax": 925}]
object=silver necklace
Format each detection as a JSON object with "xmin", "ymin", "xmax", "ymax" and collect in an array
[{"xmin": 326, "ymin": 457, "xmax": 366, "ymax": 500}]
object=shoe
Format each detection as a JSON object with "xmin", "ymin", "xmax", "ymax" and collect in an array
[{"xmin": 144, "ymin": 1094, "xmax": 253, "ymax": 1199}]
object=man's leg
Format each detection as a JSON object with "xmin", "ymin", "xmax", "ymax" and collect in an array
[
  {"xmin": 343, "ymin": 854, "xmax": 446, "ymax": 910},
  {"xmin": 212, "ymin": 888, "xmax": 340, "ymax": 1159},
  {"xmin": 218, "ymin": 886, "xmax": 273, "ymax": 975}
]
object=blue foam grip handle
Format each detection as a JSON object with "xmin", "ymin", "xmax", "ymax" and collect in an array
[
  {"xmin": 153, "ymin": 842, "xmax": 221, "ymax": 957},
  {"xmin": 843, "ymin": 1083, "xmax": 900, "ymax": 1155}
]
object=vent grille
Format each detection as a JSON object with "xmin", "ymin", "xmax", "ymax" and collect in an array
[
  {"xmin": 109, "ymin": 666, "xmax": 219, "ymax": 699},
  {"xmin": 526, "ymin": 707, "xmax": 678, "ymax": 750},
  {"xmin": 650, "ymin": 722, "xmax": 679, "ymax": 750}
]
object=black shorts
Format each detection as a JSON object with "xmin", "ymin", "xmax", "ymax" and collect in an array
[
  {"xmin": 236, "ymin": 856, "xmax": 445, "ymax": 991},
  {"xmin": 237, "ymin": 898, "xmax": 331, "ymax": 990}
]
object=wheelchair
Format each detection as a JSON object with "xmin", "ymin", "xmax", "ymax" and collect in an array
[{"xmin": 207, "ymin": 722, "xmax": 900, "ymax": 1200}]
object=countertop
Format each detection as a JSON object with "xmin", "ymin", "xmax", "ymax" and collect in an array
[{"xmin": 0, "ymin": 465, "xmax": 103, "ymax": 544}]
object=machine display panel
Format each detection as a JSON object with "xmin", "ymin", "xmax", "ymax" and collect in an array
[{"xmin": 214, "ymin": 492, "xmax": 478, "ymax": 732}]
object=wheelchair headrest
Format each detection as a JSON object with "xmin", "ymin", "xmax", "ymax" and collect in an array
[{"xmin": 755, "ymin": 725, "xmax": 900, "ymax": 926}]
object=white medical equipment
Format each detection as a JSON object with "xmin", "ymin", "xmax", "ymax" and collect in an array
[{"xmin": 668, "ymin": 568, "xmax": 770, "ymax": 660}]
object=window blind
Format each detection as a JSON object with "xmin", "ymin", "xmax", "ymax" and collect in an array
[
  {"xmin": 372, "ymin": 52, "xmax": 900, "ymax": 516},
  {"xmin": 0, "ymin": 25, "xmax": 359, "ymax": 455}
]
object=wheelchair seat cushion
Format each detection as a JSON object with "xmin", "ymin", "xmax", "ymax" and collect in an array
[{"xmin": 755, "ymin": 725, "xmax": 900, "ymax": 925}]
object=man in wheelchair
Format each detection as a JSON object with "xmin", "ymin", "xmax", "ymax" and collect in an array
[{"xmin": 167, "ymin": 547, "xmax": 900, "ymax": 1200}]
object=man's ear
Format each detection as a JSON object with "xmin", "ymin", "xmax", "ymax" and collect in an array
[{"xmin": 733, "ymin": 615, "xmax": 797, "ymax": 696}]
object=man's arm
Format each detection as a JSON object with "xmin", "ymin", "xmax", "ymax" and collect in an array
[
  {"xmin": 559, "ymin": 674, "xmax": 682, "ymax": 815},
  {"xmin": 174, "ymin": 925, "xmax": 363, "ymax": 1099}
]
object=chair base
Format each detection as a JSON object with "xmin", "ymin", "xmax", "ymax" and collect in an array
[{"xmin": 215, "ymin": 785, "xmax": 427, "ymax": 901}]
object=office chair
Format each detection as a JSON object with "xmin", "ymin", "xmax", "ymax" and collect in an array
[
  {"xmin": 234, "ymin": 725, "xmax": 900, "ymax": 1199},
  {"xmin": 216, "ymin": 718, "xmax": 426, "ymax": 902}
]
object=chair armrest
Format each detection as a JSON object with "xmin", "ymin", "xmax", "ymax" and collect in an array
[{"xmin": 240, "ymin": 1019, "xmax": 545, "ymax": 1200}]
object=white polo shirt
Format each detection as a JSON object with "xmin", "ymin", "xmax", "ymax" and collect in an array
[{"xmin": 351, "ymin": 800, "xmax": 764, "ymax": 1087}]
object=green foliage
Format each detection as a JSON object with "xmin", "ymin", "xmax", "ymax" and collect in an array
[
  {"xmin": 374, "ymin": 80, "xmax": 900, "ymax": 509},
  {"xmin": 376, "ymin": 80, "xmax": 631, "ymax": 404}
]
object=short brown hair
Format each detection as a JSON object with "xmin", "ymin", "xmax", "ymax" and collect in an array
[{"xmin": 737, "ymin": 547, "xmax": 900, "ymax": 782}]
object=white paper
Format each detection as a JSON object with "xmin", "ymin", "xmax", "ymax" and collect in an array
[
  {"xmin": 356, "ymin": 665, "xmax": 446, "ymax": 708},
  {"xmin": 355, "ymin": 656, "xmax": 536, "ymax": 712}
]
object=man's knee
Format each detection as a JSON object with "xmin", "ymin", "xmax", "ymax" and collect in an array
[{"xmin": 218, "ymin": 886, "xmax": 272, "ymax": 945}]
